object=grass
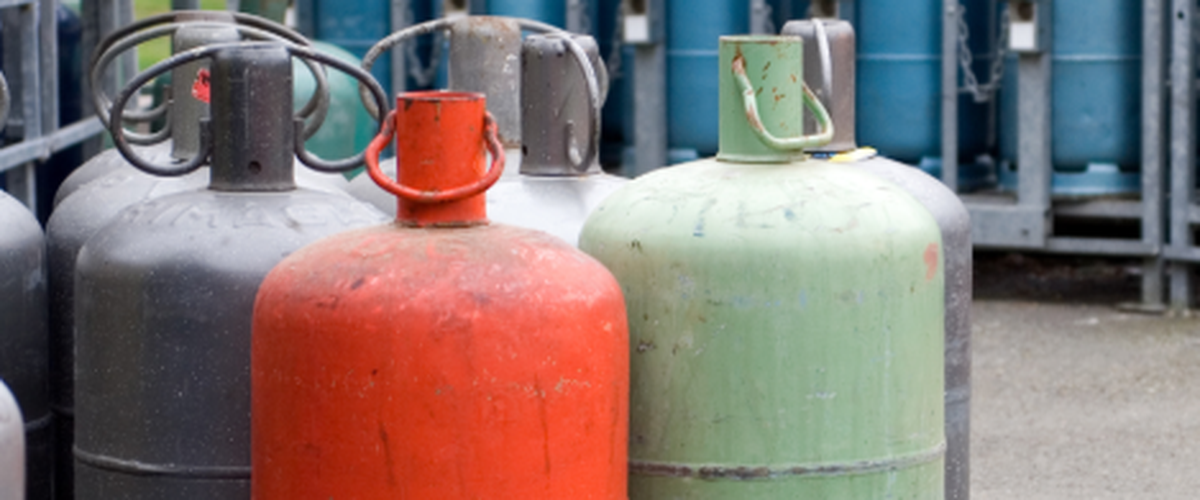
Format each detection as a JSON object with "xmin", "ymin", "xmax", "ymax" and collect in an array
[{"xmin": 133, "ymin": 0, "xmax": 230, "ymax": 70}]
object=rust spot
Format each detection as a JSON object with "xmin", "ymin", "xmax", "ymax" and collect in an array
[
  {"xmin": 350, "ymin": 277, "xmax": 366, "ymax": 290},
  {"xmin": 924, "ymin": 243, "xmax": 939, "ymax": 280},
  {"xmin": 379, "ymin": 422, "xmax": 397, "ymax": 486},
  {"xmin": 762, "ymin": 61, "xmax": 771, "ymax": 72},
  {"xmin": 745, "ymin": 108, "xmax": 765, "ymax": 131},
  {"xmin": 636, "ymin": 340, "xmax": 657, "ymax": 352},
  {"xmin": 790, "ymin": 74, "xmax": 797, "ymax": 83},
  {"xmin": 774, "ymin": 94, "xmax": 784, "ymax": 102}
]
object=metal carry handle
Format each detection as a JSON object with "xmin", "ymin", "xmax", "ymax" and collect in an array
[
  {"xmin": 365, "ymin": 109, "xmax": 505, "ymax": 203},
  {"xmin": 544, "ymin": 33, "xmax": 603, "ymax": 173},
  {"xmin": 89, "ymin": 12, "xmax": 331, "ymax": 145},
  {"xmin": 358, "ymin": 15, "xmax": 570, "ymax": 120},
  {"xmin": 731, "ymin": 53, "xmax": 834, "ymax": 151},
  {"xmin": 109, "ymin": 42, "xmax": 390, "ymax": 177}
]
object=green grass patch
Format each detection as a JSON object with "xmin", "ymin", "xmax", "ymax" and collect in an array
[{"xmin": 134, "ymin": 0, "xmax": 229, "ymax": 70}]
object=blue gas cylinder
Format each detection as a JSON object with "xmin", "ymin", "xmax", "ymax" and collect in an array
[
  {"xmin": 666, "ymin": 0, "xmax": 749, "ymax": 160},
  {"xmin": 998, "ymin": 0, "xmax": 1141, "ymax": 196},
  {"xmin": 295, "ymin": 0, "xmax": 437, "ymax": 92},
  {"xmin": 855, "ymin": 0, "xmax": 991, "ymax": 164}
]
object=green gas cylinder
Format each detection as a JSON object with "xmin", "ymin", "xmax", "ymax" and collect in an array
[{"xmin": 580, "ymin": 35, "xmax": 946, "ymax": 499}]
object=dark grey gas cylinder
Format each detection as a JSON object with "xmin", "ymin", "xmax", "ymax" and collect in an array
[
  {"xmin": 484, "ymin": 33, "xmax": 626, "ymax": 245},
  {"xmin": 0, "ymin": 190, "xmax": 50, "ymax": 500},
  {"xmin": 71, "ymin": 43, "xmax": 388, "ymax": 499},
  {"xmin": 783, "ymin": 18, "xmax": 973, "ymax": 500}
]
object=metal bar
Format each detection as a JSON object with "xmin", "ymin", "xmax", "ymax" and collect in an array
[
  {"xmin": 630, "ymin": 42, "xmax": 667, "ymax": 177},
  {"xmin": 391, "ymin": 0, "xmax": 408, "ymax": 96},
  {"xmin": 1053, "ymin": 199, "xmax": 1143, "ymax": 219},
  {"xmin": 1016, "ymin": 50, "xmax": 1052, "ymax": 242},
  {"xmin": 1168, "ymin": 0, "xmax": 1194, "ymax": 309},
  {"xmin": 1044, "ymin": 238, "xmax": 1157, "ymax": 257},
  {"xmin": 172, "ymin": 0, "xmax": 201, "ymax": 9},
  {"xmin": 1163, "ymin": 246, "xmax": 1200, "ymax": 262},
  {"xmin": 39, "ymin": 0, "xmax": 56, "ymax": 135},
  {"xmin": 0, "ymin": 117, "xmax": 105, "ymax": 174},
  {"xmin": 1141, "ymin": 0, "xmax": 1166, "ymax": 306},
  {"xmin": 940, "ymin": 0, "xmax": 958, "ymax": 190}
]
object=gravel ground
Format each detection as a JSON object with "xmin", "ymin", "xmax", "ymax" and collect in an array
[{"xmin": 970, "ymin": 252, "xmax": 1200, "ymax": 499}]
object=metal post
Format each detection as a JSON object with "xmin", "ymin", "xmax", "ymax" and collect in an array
[
  {"xmin": 941, "ymin": 0, "xmax": 959, "ymax": 191},
  {"xmin": 631, "ymin": 44, "xmax": 666, "ymax": 177},
  {"xmin": 1016, "ymin": 47, "xmax": 1051, "ymax": 236},
  {"xmin": 1169, "ymin": 0, "xmax": 1194, "ymax": 310},
  {"xmin": 1141, "ymin": 0, "xmax": 1165, "ymax": 308},
  {"xmin": 172, "ymin": 0, "xmax": 201, "ymax": 9},
  {"xmin": 1, "ymin": 3, "xmax": 42, "ymax": 210},
  {"xmin": 391, "ymin": 0, "xmax": 409, "ymax": 96},
  {"xmin": 749, "ymin": 0, "xmax": 771, "ymax": 34}
]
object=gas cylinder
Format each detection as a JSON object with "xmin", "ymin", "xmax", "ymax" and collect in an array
[
  {"xmin": 785, "ymin": 18, "xmax": 971, "ymax": 500},
  {"xmin": 45, "ymin": 19, "xmax": 338, "ymax": 497},
  {"xmin": 0, "ymin": 381, "xmax": 24, "ymax": 500},
  {"xmin": 580, "ymin": 35, "xmax": 946, "ymax": 498},
  {"xmin": 345, "ymin": 16, "xmax": 578, "ymax": 212},
  {"xmin": 71, "ymin": 43, "xmax": 389, "ymax": 499},
  {"xmin": 998, "ymin": 0, "xmax": 1142, "ymax": 195},
  {"xmin": 0, "ymin": 189, "xmax": 48, "ymax": 500},
  {"xmin": 482, "ymin": 32, "xmax": 625, "ymax": 245},
  {"xmin": 251, "ymin": 90, "xmax": 629, "ymax": 499},
  {"xmin": 53, "ymin": 11, "xmax": 342, "ymax": 207}
]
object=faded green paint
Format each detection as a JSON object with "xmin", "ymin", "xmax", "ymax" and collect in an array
[
  {"xmin": 580, "ymin": 159, "xmax": 945, "ymax": 499},
  {"xmin": 717, "ymin": 36, "xmax": 808, "ymax": 163}
]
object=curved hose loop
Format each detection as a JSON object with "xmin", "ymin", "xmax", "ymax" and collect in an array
[
  {"xmin": 543, "ymin": 33, "xmax": 600, "ymax": 173},
  {"xmin": 357, "ymin": 16, "xmax": 569, "ymax": 120},
  {"xmin": 288, "ymin": 44, "xmax": 391, "ymax": 173},
  {"xmin": 89, "ymin": 14, "xmax": 330, "ymax": 144},
  {"xmin": 365, "ymin": 110, "xmax": 506, "ymax": 203},
  {"xmin": 813, "ymin": 19, "xmax": 833, "ymax": 107},
  {"xmin": 0, "ymin": 70, "xmax": 9, "ymax": 128},
  {"xmin": 732, "ymin": 54, "xmax": 834, "ymax": 151}
]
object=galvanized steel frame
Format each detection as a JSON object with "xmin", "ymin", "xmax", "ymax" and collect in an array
[
  {"xmin": 950, "ymin": 0, "xmax": 1167, "ymax": 310},
  {"xmin": 0, "ymin": 0, "xmax": 135, "ymax": 211},
  {"xmin": 1165, "ymin": 0, "xmax": 1197, "ymax": 309}
]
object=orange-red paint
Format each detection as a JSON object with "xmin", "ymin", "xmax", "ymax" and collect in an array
[
  {"xmin": 251, "ymin": 91, "xmax": 629, "ymax": 500},
  {"xmin": 924, "ymin": 242, "xmax": 939, "ymax": 280}
]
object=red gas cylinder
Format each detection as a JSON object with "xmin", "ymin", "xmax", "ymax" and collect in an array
[{"xmin": 251, "ymin": 91, "xmax": 629, "ymax": 499}]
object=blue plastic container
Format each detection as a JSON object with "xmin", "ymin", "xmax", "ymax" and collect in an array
[
  {"xmin": 999, "ymin": 0, "xmax": 1141, "ymax": 196},
  {"xmin": 666, "ymin": 0, "xmax": 749, "ymax": 158},
  {"xmin": 855, "ymin": 0, "xmax": 991, "ymax": 164}
]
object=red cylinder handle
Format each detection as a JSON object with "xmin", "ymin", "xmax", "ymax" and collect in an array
[{"xmin": 365, "ymin": 109, "xmax": 505, "ymax": 204}]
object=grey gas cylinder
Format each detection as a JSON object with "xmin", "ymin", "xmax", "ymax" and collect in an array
[
  {"xmin": 482, "ymin": 32, "xmax": 626, "ymax": 245},
  {"xmin": 346, "ymin": 16, "xmax": 577, "ymax": 213},
  {"xmin": 0, "ymin": 190, "xmax": 49, "ymax": 500},
  {"xmin": 54, "ymin": 10, "xmax": 344, "ymax": 208},
  {"xmin": 71, "ymin": 43, "xmax": 389, "ymax": 499},
  {"xmin": 783, "ymin": 18, "xmax": 973, "ymax": 500}
]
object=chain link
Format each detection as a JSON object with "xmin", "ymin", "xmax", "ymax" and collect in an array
[{"xmin": 957, "ymin": 3, "xmax": 1009, "ymax": 103}]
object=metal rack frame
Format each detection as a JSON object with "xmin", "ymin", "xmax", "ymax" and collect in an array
[
  {"xmin": 943, "ymin": 0, "xmax": 1167, "ymax": 310},
  {"xmin": 0, "ymin": 0, "xmax": 132, "ymax": 211},
  {"xmin": 1165, "ymin": 0, "xmax": 1198, "ymax": 309}
]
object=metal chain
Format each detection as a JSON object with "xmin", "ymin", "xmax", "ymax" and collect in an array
[
  {"xmin": 752, "ymin": 0, "xmax": 776, "ymax": 35},
  {"xmin": 957, "ymin": 3, "xmax": 1009, "ymax": 103},
  {"xmin": 402, "ymin": 4, "xmax": 442, "ymax": 88}
]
